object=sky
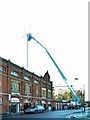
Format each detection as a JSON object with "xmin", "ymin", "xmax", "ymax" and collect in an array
[{"xmin": 0, "ymin": 0, "xmax": 88, "ymax": 100}]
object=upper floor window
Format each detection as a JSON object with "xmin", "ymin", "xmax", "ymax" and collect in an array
[
  {"xmin": 11, "ymin": 80, "xmax": 20, "ymax": 92},
  {"xmin": 0, "ymin": 97, "xmax": 2, "ymax": 104},
  {"xmin": 34, "ymin": 80, "xmax": 39, "ymax": 84},
  {"xmin": 48, "ymin": 90, "xmax": 51, "ymax": 98},
  {"xmin": 42, "ymin": 82, "xmax": 46, "ymax": 87},
  {"xmin": 0, "ymin": 66, "xmax": 6, "ymax": 72},
  {"xmin": 36, "ymin": 86, "xmax": 38, "ymax": 96},
  {"xmin": 42, "ymin": 88, "xmax": 46, "ymax": 98},
  {"xmin": 10, "ymin": 71, "xmax": 20, "ymax": 77},
  {"xmin": 25, "ymin": 84, "xmax": 31, "ymax": 95},
  {"xmin": 48, "ymin": 85, "xmax": 51, "ymax": 89},
  {"xmin": 24, "ymin": 76, "xmax": 30, "ymax": 81}
]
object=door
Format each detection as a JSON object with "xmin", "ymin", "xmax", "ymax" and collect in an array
[{"xmin": 11, "ymin": 104, "xmax": 16, "ymax": 113}]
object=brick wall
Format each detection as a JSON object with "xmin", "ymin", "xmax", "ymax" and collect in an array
[{"xmin": 0, "ymin": 57, "xmax": 54, "ymax": 114}]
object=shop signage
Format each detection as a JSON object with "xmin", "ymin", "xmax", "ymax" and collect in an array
[{"xmin": 11, "ymin": 98, "xmax": 20, "ymax": 102}]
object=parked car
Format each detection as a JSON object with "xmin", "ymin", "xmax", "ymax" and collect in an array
[
  {"xmin": 24, "ymin": 105, "xmax": 45, "ymax": 114},
  {"xmin": 67, "ymin": 100, "xmax": 79, "ymax": 109}
]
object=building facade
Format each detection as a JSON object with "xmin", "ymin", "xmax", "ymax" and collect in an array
[{"xmin": 0, "ymin": 57, "xmax": 55, "ymax": 114}]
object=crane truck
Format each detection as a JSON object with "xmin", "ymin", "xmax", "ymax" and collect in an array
[{"xmin": 27, "ymin": 33, "xmax": 81, "ymax": 106}]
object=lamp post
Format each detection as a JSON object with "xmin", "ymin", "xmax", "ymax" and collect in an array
[
  {"xmin": 80, "ymin": 87, "xmax": 83, "ymax": 112},
  {"xmin": 82, "ymin": 84, "xmax": 85, "ymax": 113},
  {"xmin": 80, "ymin": 84, "xmax": 85, "ymax": 113},
  {"xmin": 74, "ymin": 78, "xmax": 85, "ymax": 112}
]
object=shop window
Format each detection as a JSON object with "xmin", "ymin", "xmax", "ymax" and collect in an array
[
  {"xmin": 0, "ymin": 66, "xmax": 6, "ymax": 72},
  {"xmin": 24, "ymin": 102, "xmax": 31, "ymax": 110},
  {"xmin": 24, "ymin": 103, "xmax": 28, "ymax": 110}
]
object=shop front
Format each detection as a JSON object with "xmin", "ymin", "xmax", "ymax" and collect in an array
[
  {"xmin": 42, "ymin": 100, "xmax": 46, "ymax": 110},
  {"xmin": 10, "ymin": 98, "xmax": 20, "ymax": 113},
  {"xmin": 48, "ymin": 101, "xmax": 52, "ymax": 110},
  {"xmin": 24, "ymin": 99, "xmax": 31, "ymax": 110}
]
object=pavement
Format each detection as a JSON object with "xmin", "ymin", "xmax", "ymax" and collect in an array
[
  {"xmin": 0, "ymin": 112, "xmax": 24, "ymax": 118},
  {"xmin": 1, "ymin": 107, "xmax": 90, "ymax": 119},
  {"xmin": 66, "ymin": 107, "xmax": 90, "ymax": 118},
  {"xmin": 0, "ymin": 110, "xmax": 50, "ymax": 118}
]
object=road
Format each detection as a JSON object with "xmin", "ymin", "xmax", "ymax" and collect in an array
[{"xmin": 3, "ymin": 109, "xmax": 82, "ymax": 119}]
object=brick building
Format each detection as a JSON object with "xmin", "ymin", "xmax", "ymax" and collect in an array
[{"xmin": 0, "ymin": 57, "xmax": 55, "ymax": 114}]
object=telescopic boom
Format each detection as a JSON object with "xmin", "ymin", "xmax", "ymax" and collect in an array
[{"xmin": 27, "ymin": 33, "xmax": 81, "ymax": 104}]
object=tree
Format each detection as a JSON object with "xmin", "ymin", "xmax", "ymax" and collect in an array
[
  {"xmin": 54, "ymin": 89, "xmax": 74, "ymax": 101},
  {"xmin": 54, "ymin": 87, "xmax": 85, "ymax": 103}
]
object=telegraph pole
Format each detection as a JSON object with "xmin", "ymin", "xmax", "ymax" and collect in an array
[
  {"xmin": 26, "ymin": 33, "xmax": 32, "ymax": 69},
  {"xmin": 27, "ymin": 37, "xmax": 28, "ymax": 69}
]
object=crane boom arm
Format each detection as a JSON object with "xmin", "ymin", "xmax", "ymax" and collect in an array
[
  {"xmin": 46, "ymin": 49, "xmax": 80, "ymax": 104},
  {"xmin": 27, "ymin": 34, "xmax": 80, "ymax": 104}
]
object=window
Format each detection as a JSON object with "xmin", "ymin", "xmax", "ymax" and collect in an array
[
  {"xmin": 0, "ymin": 75, "xmax": 2, "ymax": 86},
  {"xmin": 11, "ymin": 81, "xmax": 20, "ymax": 92},
  {"xmin": 48, "ymin": 90, "xmax": 51, "ymax": 98},
  {"xmin": 36, "ymin": 86, "xmax": 38, "ymax": 96},
  {"xmin": 0, "ymin": 97, "xmax": 2, "ymax": 104},
  {"xmin": 42, "ymin": 88, "xmax": 46, "ymax": 98},
  {"xmin": 42, "ymin": 83, "xmax": 46, "ymax": 87},
  {"xmin": 0, "ymin": 66, "xmax": 6, "ymax": 72},
  {"xmin": 30, "ymin": 86, "xmax": 31, "ymax": 93},
  {"xmin": 34, "ymin": 80, "xmax": 39, "ymax": 84},
  {"xmin": 24, "ymin": 76, "xmax": 30, "ymax": 81},
  {"xmin": 0, "ymin": 80, "xmax": 1, "ymax": 86},
  {"xmin": 10, "ymin": 71, "xmax": 20, "ymax": 77},
  {"xmin": 25, "ymin": 84, "xmax": 31, "ymax": 94}
]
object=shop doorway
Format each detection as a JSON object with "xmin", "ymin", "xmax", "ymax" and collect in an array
[
  {"xmin": 24, "ymin": 99, "xmax": 31, "ymax": 110},
  {"xmin": 10, "ymin": 98, "xmax": 20, "ymax": 113},
  {"xmin": 48, "ymin": 101, "xmax": 52, "ymax": 110},
  {"xmin": 24, "ymin": 103, "xmax": 31, "ymax": 110},
  {"xmin": 42, "ymin": 101, "xmax": 46, "ymax": 110},
  {"xmin": 11, "ymin": 103, "xmax": 19, "ymax": 113}
]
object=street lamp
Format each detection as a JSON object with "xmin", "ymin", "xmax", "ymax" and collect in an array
[
  {"xmin": 74, "ymin": 78, "xmax": 78, "ymax": 80},
  {"xmin": 80, "ymin": 85, "xmax": 85, "ymax": 113},
  {"xmin": 82, "ymin": 84, "xmax": 85, "ymax": 113}
]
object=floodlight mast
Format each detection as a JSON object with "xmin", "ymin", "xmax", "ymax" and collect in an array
[{"xmin": 27, "ymin": 33, "xmax": 81, "ymax": 104}]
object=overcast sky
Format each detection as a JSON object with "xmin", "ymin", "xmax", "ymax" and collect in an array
[{"xmin": 0, "ymin": 0, "xmax": 88, "ymax": 99}]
